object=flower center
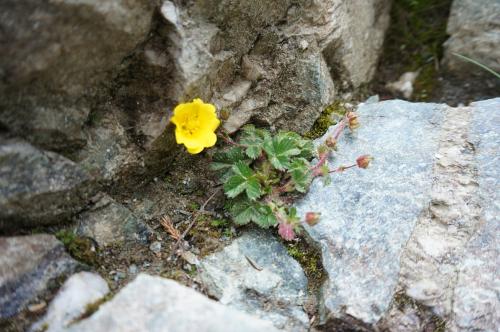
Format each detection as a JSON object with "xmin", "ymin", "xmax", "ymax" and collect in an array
[{"xmin": 181, "ymin": 112, "xmax": 200, "ymax": 136}]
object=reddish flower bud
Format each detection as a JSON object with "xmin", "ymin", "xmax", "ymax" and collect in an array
[
  {"xmin": 325, "ymin": 136, "xmax": 337, "ymax": 149},
  {"xmin": 356, "ymin": 155, "xmax": 373, "ymax": 169},
  {"xmin": 346, "ymin": 112, "xmax": 359, "ymax": 130},
  {"xmin": 278, "ymin": 222, "xmax": 295, "ymax": 241},
  {"xmin": 219, "ymin": 108, "xmax": 230, "ymax": 120},
  {"xmin": 305, "ymin": 212, "xmax": 321, "ymax": 226}
]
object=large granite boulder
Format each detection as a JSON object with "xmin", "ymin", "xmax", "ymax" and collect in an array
[
  {"xmin": 160, "ymin": 0, "xmax": 391, "ymax": 134},
  {"xmin": 0, "ymin": 234, "xmax": 80, "ymax": 319},
  {"xmin": 1, "ymin": 0, "xmax": 392, "ymax": 186},
  {"xmin": 31, "ymin": 272, "xmax": 110, "ymax": 332},
  {"xmin": 63, "ymin": 274, "xmax": 280, "ymax": 332},
  {"xmin": 199, "ymin": 229, "xmax": 309, "ymax": 331},
  {"xmin": 443, "ymin": 0, "xmax": 500, "ymax": 76},
  {"xmin": 0, "ymin": 141, "xmax": 94, "ymax": 230},
  {"xmin": 75, "ymin": 194, "xmax": 153, "ymax": 247},
  {"xmin": 0, "ymin": 0, "xmax": 156, "ymax": 152},
  {"xmin": 295, "ymin": 98, "xmax": 500, "ymax": 331}
]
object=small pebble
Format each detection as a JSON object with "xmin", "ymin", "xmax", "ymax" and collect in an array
[
  {"xmin": 149, "ymin": 241, "xmax": 162, "ymax": 254},
  {"xmin": 299, "ymin": 39, "xmax": 309, "ymax": 50},
  {"xmin": 114, "ymin": 271, "xmax": 126, "ymax": 282},
  {"xmin": 128, "ymin": 264, "xmax": 138, "ymax": 274},
  {"xmin": 28, "ymin": 301, "xmax": 47, "ymax": 313}
]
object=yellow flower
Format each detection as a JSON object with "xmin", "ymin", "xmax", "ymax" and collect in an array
[{"xmin": 170, "ymin": 98, "xmax": 220, "ymax": 154}]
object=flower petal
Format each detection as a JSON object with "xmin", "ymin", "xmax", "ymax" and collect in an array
[
  {"xmin": 187, "ymin": 146, "xmax": 204, "ymax": 154},
  {"xmin": 170, "ymin": 98, "xmax": 220, "ymax": 154}
]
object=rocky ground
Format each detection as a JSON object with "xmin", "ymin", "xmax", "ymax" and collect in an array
[{"xmin": 1, "ymin": 0, "xmax": 499, "ymax": 331}]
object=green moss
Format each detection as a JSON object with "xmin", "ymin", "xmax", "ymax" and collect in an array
[
  {"xmin": 393, "ymin": 291, "xmax": 447, "ymax": 331},
  {"xmin": 379, "ymin": 0, "xmax": 452, "ymax": 101},
  {"xmin": 55, "ymin": 230, "xmax": 99, "ymax": 267},
  {"xmin": 36, "ymin": 323, "xmax": 49, "ymax": 332},
  {"xmin": 187, "ymin": 202, "xmax": 200, "ymax": 211},
  {"xmin": 285, "ymin": 237, "xmax": 326, "ymax": 291},
  {"xmin": 304, "ymin": 101, "xmax": 347, "ymax": 140},
  {"xmin": 187, "ymin": 215, "xmax": 233, "ymax": 257},
  {"xmin": 413, "ymin": 64, "xmax": 438, "ymax": 101},
  {"xmin": 384, "ymin": 0, "xmax": 452, "ymax": 70},
  {"xmin": 72, "ymin": 293, "xmax": 113, "ymax": 324},
  {"xmin": 431, "ymin": 315, "xmax": 447, "ymax": 332}
]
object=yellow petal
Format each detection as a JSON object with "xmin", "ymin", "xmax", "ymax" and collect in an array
[
  {"xmin": 171, "ymin": 103, "xmax": 190, "ymax": 126},
  {"xmin": 187, "ymin": 146, "xmax": 204, "ymax": 154},
  {"xmin": 176, "ymin": 129, "xmax": 203, "ymax": 149},
  {"xmin": 201, "ymin": 131, "xmax": 217, "ymax": 148},
  {"xmin": 170, "ymin": 98, "xmax": 220, "ymax": 153}
]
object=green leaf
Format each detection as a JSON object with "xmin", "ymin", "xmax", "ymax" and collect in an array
[
  {"xmin": 245, "ymin": 177, "xmax": 262, "ymax": 201},
  {"xmin": 233, "ymin": 161, "xmax": 253, "ymax": 178},
  {"xmin": 210, "ymin": 147, "xmax": 247, "ymax": 171},
  {"xmin": 289, "ymin": 158, "xmax": 312, "ymax": 193},
  {"xmin": 223, "ymin": 161, "xmax": 263, "ymax": 200},
  {"xmin": 240, "ymin": 125, "xmax": 271, "ymax": 159},
  {"xmin": 263, "ymin": 133, "xmax": 301, "ymax": 170},
  {"xmin": 210, "ymin": 147, "xmax": 249, "ymax": 182},
  {"xmin": 228, "ymin": 198, "xmax": 277, "ymax": 228},
  {"xmin": 282, "ymin": 132, "xmax": 315, "ymax": 159},
  {"xmin": 254, "ymin": 204, "xmax": 278, "ymax": 228},
  {"xmin": 224, "ymin": 175, "xmax": 247, "ymax": 198}
]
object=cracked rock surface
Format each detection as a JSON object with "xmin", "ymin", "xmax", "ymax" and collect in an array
[
  {"xmin": 443, "ymin": 0, "xmax": 500, "ymax": 76},
  {"xmin": 199, "ymin": 229, "xmax": 309, "ymax": 331},
  {"xmin": 63, "ymin": 274, "xmax": 280, "ymax": 332},
  {"xmin": 0, "ymin": 235, "xmax": 80, "ymax": 319},
  {"xmin": 295, "ymin": 98, "xmax": 500, "ymax": 331}
]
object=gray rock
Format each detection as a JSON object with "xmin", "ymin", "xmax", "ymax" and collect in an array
[
  {"xmin": 161, "ymin": 0, "xmax": 390, "ymax": 134},
  {"xmin": 443, "ymin": 0, "xmax": 500, "ymax": 75},
  {"xmin": 296, "ymin": 100, "xmax": 444, "ymax": 328},
  {"xmin": 0, "ymin": 234, "xmax": 80, "ymax": 319},
  {"xmin": 199, "ymin": 229, "xmax": 309, "ymax": 331},
  {"xmin": 31, "ymin": 272, "xmax": 110, "ymax": 332},
  {"xmin": 64, "ymin": 274, "xmax": 280, "ymax": 332},
  {"xmin": 0, "ymin": 141, "xmax": 93, "ymax": 230},
  {"xmin": 450, "ymin": 99, "xmax": 500, "ymax": 331},
  {"xmin": 295, "ymin": 99, "xmax": 500, "ymax": 331},
  {"xmin": 318, "ymin": 0, "xmax": 392, "ymax": 88},
  {"xmin": 0, "ymin": 0, "xmax": 155, "ymax": 152},
  {"xmin": 75, "ymin": 195, "xmax": 152, "ymax": 247}
]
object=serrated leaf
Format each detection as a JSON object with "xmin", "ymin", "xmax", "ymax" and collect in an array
[
  {"xmin": 211, "ymin": 147, "xmax": 250, "ymax": 183},
  {"xmin": 297, "ymin": 139, "xmax": 315, "ymax": 159},
  {"xmin": 240, "ymin": 125, "xmax": 271, "ymax": 159},
  {"xmin": 231, "ymin": 200, "xmax": 259, "ymax": 225},
  {"xmin": 289, "ymin": 158, "xmax": 312, "ymax": 193},
  {"xmin": 283, "ymin": 132, "xmax": 315, "ymax": 159},
  {"xmin": 210, "ymin": 147, "xmax": 246, "ymax": 171},
  {"xmin": 224, "ymin": 175, "xmax": 247, "ymax": 198},
  {"xmin": 229, "ymin": 198, "xmax": 277, "ymax": 228},
  {"xmin": 254, "ymin": 204, "xmax": 278, "ymax": 228},
  {"xmin": 232, "ymin": 161, "xmax": 253, "ymax": 178},
  {"xmin": 223, "ymin": 161, "xmax": 262, "ymax": 200},
  {"xmin": 245, "ymin": 177, "xmax": 262, "ymax": 201},
  {"xmin": 263, "ymin": 133, "xmax": 301, "ymax": 170}
]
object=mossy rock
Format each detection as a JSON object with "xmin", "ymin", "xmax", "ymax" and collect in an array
[
  {"xmin": 55, "ymin": 230, "xmax": 100, "ymax": 267},
  {"xmin": 304, "ymin": 101, "xmax": 348, "ymax": 140}
]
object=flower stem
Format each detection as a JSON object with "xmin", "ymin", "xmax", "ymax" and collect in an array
[
  {"xmin": 217, "ymin": 133, "xmax": 246, "ymax": 148},
  {"xmin": 329, "ymin": 164, "xmax": 356, "ymax": 173}
]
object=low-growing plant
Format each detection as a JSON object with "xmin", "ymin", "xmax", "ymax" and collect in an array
[
  {"xmin": 210, "ymin": 113, "xmax": 371, "ymax": 240},
  {"xmin": 170, "ymin": 99, "xmax": 372, "ymax": 241}
]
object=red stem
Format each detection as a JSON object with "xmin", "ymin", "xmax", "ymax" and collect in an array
[
  {"xmin": 217, "ymin": 133, "xmax": 246, "ymax": 148},
  {"xmin": 329, "ymin": 164, "xmax": 356, "ymax": 173}
]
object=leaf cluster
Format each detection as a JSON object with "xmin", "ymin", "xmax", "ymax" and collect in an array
[{"xmin": 211, "ymin": 125, "xmax": 314, "ymax": 230}]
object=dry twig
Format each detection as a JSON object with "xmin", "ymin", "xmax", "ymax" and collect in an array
[
  {"xmin": 160, "ymin": 215, "xmax": 181, "ymax": 241},
  {"xmin": 168, "ymin": 190, "xmax": 219, "ymax": 259}
]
